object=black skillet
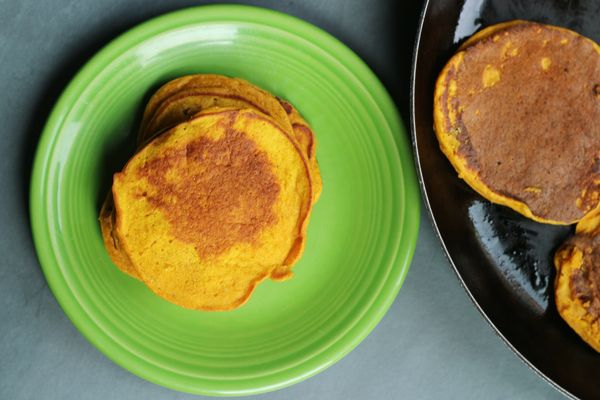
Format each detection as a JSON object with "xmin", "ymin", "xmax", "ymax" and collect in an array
[{"xmin": 411, "ymin": 0, "xmax": 600, "ymax": 398}]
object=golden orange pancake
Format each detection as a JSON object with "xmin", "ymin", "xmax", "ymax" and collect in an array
[
  {"xmin": 101, "ymin": 75, "xmax": 320, "ymax": 284},
  {"xmin": 434, "ymin": 21, "xmax": 600, "ymax": 224},
  {"xmin": 138, "ymin": 75, "xmax": 321, "ymax": 199},
  {"xmin": 142, "ymin": 88, "xmax": 258, "ymax": 142},
  {"xmin": 137, "ymin": 75, "xmax": 323, "ymax": 201},
  {"xmin": 101, "ymin": 110, "xmax": 321, "ymax": 281},
  {"xmin": 138, "ymin": 74, "xmax": 293, "ymax": 144},
  {"xmin": 112, "ymin": 107, "xmax": 312, "ymax": 310},
  {"xmin": 458, "ymin": 20, "xmax": 529, "ymax": 50},
  {"xmin": 139, "ymin": 89, "xmax": 322, "ymax": 199},
  {"xmin": 555, "ymin": 209, "xmax": 600, "ymax": 352},
  {"xmin": 99, "ymin": 193, "xmax": 137, "ymax": 278},
  {"xmin": 278, "ymin": 98, "xmax": 322, "ymax": 202}
]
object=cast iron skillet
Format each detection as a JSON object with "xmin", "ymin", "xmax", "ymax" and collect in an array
[{"xmin": 411, "ymin": 0, "xmax": 600, "ymax": 398}]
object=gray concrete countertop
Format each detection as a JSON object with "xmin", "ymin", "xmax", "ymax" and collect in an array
[{"xmin": 0, "ymin": 0, "xmax": 564, "ymax": 398}]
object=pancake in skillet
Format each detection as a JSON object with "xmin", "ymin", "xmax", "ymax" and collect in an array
[
  {"xmin": 555, "ymin": 210, "xmax": 600, "ymax": 352},
  {"xmin": 434, "ymin": 21, "xmax": 600, "ymax": 224},
  {"xmin": 112, "ymin": 107, "xmax": 313, "ymax": 310}
]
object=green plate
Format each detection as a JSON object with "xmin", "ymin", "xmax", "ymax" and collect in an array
[{"xmin": 30, "ymin": 5, "xmax": 419, "ymax": 396}]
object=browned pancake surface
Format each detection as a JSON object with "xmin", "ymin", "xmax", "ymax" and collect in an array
[
  {"xmin": 445, "ymin": 22, "xmax": 600, "ymax": 222},
  {"xmin": 137, "ymin": 118, "xmax": 281, "ymax": 258}
]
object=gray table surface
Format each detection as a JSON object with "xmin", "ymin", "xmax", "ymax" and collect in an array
[{"xmin": 0, "ymin": 0, "xmax": 566, "ymax": 399}]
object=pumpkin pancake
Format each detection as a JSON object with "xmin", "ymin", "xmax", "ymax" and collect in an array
[
  {"xmin": 101, "ymin": 103, "xmax": 321, "ymax": 280},
  {"xmin": 112, "ymin": 107, "xmax": 312, "ymax": 310},
  {"xmin": 100, "ymin": 193, "xmax": 138, "ymax": 278},
  {"xmin": 102, "ymin": 75, "xmax": 320, "ymax": 283},
  {"xmin": 434, "ymin": 21, "xmax": 600, "ymax": 224},
  {"xmin": 138, "ymin": 74, "xmax": 293, "ymax": 145},
  {"xmin": 142, "ymin": 88, "xmax": 259, "ymax": 143},
  {"xmin": 99, "ymin": 192, "xmax": 137, "ymax": 278},
  {"xmin": 136, "ymin": 75, "xmax": 322, "ymax": 202},
  {"xmin": 555, "ymin": 210, "xmax": 600, "ymax": 352},
  {"xmin": 458, "ymin": 20, "xmax": 529, "ymax": 51},
  {"xmin": 140, "ymin": 89, "xmax": 319, "ymax": 185},
  {"xmin": 278, "ymin": 98, "xmax": 322, "ymax": 202},
  {"xmin": 101, "ymin": 117, "xmax": 320, "ymax": 281}
]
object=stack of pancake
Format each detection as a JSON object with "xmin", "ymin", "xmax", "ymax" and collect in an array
[
  {"xmin": 434, "ymin": 21, "xmax": 600, "ymax": 350},
  {"xmin": 100, "ymin": 74, "xmax": 321, "ymax": 311}
]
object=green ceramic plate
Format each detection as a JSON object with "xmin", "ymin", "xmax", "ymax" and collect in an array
[{"xmin": 30, "ymin": 4, "xmax": 419, "ymax": 396}]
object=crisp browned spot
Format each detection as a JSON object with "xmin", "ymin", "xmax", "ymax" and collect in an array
[
  {"xmin": 137, "ymin": 123, "xmax": 280, "ymax": 258},
  {"xmin": 279, "ymin": 99, "xmax": 293, "ymax": 114}
]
